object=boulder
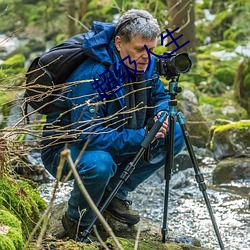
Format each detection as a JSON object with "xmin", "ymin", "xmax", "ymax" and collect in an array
[
  {"xmin": 42, "ymin": 202, "xmax": 211, "ymax": 250},
  {"xmin": 209, "ymin": 120, "xmax": 250, "ymax": 160},
  {"xmin": 213, "ymin": 157, "xmax": 250, "ymax": 184},
  {"xmin": 179, "ymin": 100, "xmax": 211, "ymax": 148}
]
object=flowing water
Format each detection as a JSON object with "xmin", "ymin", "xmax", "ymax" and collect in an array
[{"xmin": 38, "ymin": 156, "xmax": 250, "ymax": 250}]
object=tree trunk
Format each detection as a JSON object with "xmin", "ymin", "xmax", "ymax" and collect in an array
[
  {"xmin": 166, "ymin": 0, "xmax": 196, "ymax": 61},
  {"xmin": 78, "ymin": 0, "xmax": 88, "ymax": 20},
  {"xmin": 67, "ymin": 0, "xmax": 76, "ymax": 36}
]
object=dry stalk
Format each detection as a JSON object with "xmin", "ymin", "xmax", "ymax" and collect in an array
[
  {"xmin": 93, "ymin": 225, "xmax": 109, "ymax": 250},
  {"xmin": 61, "ymin": 148, "xmax": 124, "ymax": 250},
  {"xmin": 134, "ymin": 220, "xmax": 142, "ymax": 250}
]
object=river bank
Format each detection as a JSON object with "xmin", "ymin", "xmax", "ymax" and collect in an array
[{"xmin": 38, "ymin": 155, "xmax": 250, "ymax": 250}]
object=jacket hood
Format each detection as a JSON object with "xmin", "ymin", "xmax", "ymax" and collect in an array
[{"xmin": 82, "ymin": 21, "xmax": 116, "ymax": 65}]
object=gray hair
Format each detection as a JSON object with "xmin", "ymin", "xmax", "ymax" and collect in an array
[{"xmin": 115, "ymin": 9, "xmax": 160, "ymax": 43}]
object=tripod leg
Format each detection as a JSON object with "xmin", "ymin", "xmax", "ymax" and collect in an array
[
  {"xmin": 162, "ymin": 114, "xmax": 175, "ymax": 243},
  {"xmin": 81, "ymin": 112, "xmax": 168, "ymax": 240},
  {"xmin": 177, "ymin": 112, "xmax": 225, "ymax": 250}
]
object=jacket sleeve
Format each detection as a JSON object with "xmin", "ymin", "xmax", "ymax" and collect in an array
[{"xmin": 65, "ymin": 60, "xmax": 146, "ymax": 156}]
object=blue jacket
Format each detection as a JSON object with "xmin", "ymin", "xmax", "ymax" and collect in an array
[{"xmin": 44, "ymin": 21, "xmax": 170, "ymax": 156}]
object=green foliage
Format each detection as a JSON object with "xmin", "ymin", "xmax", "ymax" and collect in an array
[
  {"xmin": 0, "ymin": 54, "xmax": 26, "ymax": 85},
  {"xmin": 199, "ymin": 95, "xmax": 224, "ymax": 107},
  {"xmin": 1, "ymin": 54, "xmax": 25, "ymax": 69},
  {"xmin": 196, "ymin": 0, "xmax": 250, "ymax": 47},
  {"xmin": 213, "ymin": 67, "xmax": 235, "ymax": 86},
  {"xmin": 234, "ymin": 58, "xmax": 250, "ymax": 115},
  {"xmin": 199, "ymin": 91, "xmax": 248, "ymax": 121}
]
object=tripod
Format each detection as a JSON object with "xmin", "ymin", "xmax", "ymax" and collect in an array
[
  {"xmin": 162, "ymin": 77, "xmax": 225, "ymax": 249},
  {"xmin": 82, "ymin": 77, "xmax": 225, "ymax": 250}
]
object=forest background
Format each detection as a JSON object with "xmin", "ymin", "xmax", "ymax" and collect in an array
[{"xmin": 0, "ymin": 0, "xmax": 250, "ymax": 126}]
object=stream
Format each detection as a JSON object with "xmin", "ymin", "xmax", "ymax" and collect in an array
[{"xmin": 38, "ymin": 155, "xmax": 250, "ymax": 250}]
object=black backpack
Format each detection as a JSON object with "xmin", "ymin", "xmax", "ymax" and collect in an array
[{"xmin": 24, "ymin": 34, "xmax": 87, "ymax": 115}]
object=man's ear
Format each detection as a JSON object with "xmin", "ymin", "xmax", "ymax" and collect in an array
[{"xmin": 115, "ymin": 36, "xmax": 122, "ymax": 51}]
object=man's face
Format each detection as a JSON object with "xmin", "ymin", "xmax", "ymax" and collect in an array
[{"xmin": 115, "ymin": 35, "xmax": 157, "ymax": 73}]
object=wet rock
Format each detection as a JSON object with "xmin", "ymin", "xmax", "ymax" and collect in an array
[
  {"xmin": 46, "ymin": 202, "xmax": 210, "ymax": 250},
  {"xmin": 213, "ymin": 157, "xmax": 250, "ymax": 184},
  {"xmin": 170, "ymin": 168, "xmax": 193, "ymax": 189},
  {"xmin": 209, "ymin": 119, "xmax": 250, "ymax": 160},
  {"xmin": 179, "ymin": 100, "xmax": 211, "ymax": 148}
]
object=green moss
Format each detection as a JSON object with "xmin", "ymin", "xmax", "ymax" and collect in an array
[
  {"xmin": 199, "ymin": 95, "xmax": 224, "ymax": 107},
  {"xmin": 0, "ymin": 209, "xmax": 24, "ymax": 249},
  {"xmin": 213, "ymin": 120, "xmax": 250, "ymax": 133},
  {"xmin": 0, "ymin": 54, "xmax": 26, "ymax": 86},
  {"xmin": 1, "ymin": 54, "xmax": 25, "ymax": 69},
  {"xmin": 213, "ymin": 67, "xmax": 235, "ymax": 86},
  {"xmin": 0, "ymin": 209, "xmax": 21, "ymax": 229},
  {"xmin": 0, "ymin": 235, "xmax": 16, "ymax": 250},
  {"xmin": 218, "ymin": 40, "xmax": 237, "ymax": 52},
  {"xmin": 106, "ymin": 237, "xmax": 207, "ymax": 250},
  {"xmin": 0, "ymin": 175, "xmax": 46, "ymax": 239},
  {"xmin": 7, "ymin": 228, "xmax": 24, "ymax": 249},
  {"xmin": 209, "ymin": 120, "xmax": 250, "ymax": 151}
]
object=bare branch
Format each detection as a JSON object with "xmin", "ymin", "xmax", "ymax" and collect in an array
[
  {"xmin": 63, "ymin": 148, "xmax": 124, "ymax": 250},
  {"xmin": 68, "ymin": 14, "xmax": 90, "ymax": 32}
]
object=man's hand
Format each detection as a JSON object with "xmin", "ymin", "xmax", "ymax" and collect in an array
[{"xmin": 154, "ymin": 111, "xmax": 169, "ymax": 139}]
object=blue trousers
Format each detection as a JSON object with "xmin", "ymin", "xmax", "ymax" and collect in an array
[{"xmin": 41, "ymin": 123, "xmax": 185, "ymax": 226}]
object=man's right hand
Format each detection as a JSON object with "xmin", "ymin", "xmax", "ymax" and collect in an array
[{"xmin": 154, "ymin": 112, "xmax": 169, "ymax": 139}]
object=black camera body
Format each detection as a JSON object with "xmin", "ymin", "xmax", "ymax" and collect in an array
[{"xmin": 156, "ymin": 52, "xmax": 192, "ymax": 79}]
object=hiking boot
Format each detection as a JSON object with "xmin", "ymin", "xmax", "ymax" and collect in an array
[
  {"xmin": 105, "ymin": 196, "xmax": 140, "ymax": 225},
  {"xmin": 61, "ymin": 213, "xmax": 97, "ymax": 243}
]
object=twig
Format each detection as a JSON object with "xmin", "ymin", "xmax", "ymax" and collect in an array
[
  {"xmin": 93, "ymin": 225, "xmax": 110, "ymax": 250},
  {"xmin": 68, "ymin": 14, "xmax": 89, "ymax": 31},
  {"xmin": 134, "ymin": 220, "xmax": 142, "ymax": 250},
  {"xmin": 175, "ymin": 6, "xmax": 191, "ymax": 33},
  {"xmin": 61, "ymin": 148, "xmax": 124, "ymax": 250},
  {"xmin": 169, "ymin": 0, "xmax": 192, "ymax": 30}
]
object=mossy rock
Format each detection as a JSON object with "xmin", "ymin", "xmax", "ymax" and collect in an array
[
  {"xmin": 28, "ymin": 237, "xmax": 211, "ymax": 250},
  {"xmin": 0, "ymin": 209, "xmax": 24, "ymax": 250},
  {"xmin": 179, "ymin": 100, "xmax": 210, "ymax": 148},
  {"xmin": 0, "ymin": 174, "xmax": 47, "ymax": 239},
  {"xmin": 106, "ymin": 237, "xmax": 210, "ymax": 250},
  {"xmin": 209, "ymin": 120, "xmax": 250, "ymax": 160},
  {"xmin": 213, "ymin": 157, "xmax": 250, "ymax": 184}
]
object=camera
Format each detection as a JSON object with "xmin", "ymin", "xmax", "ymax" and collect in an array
[{"xmin": 156, "ymin": 52, "xmax": 192, "ymax": 79}]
